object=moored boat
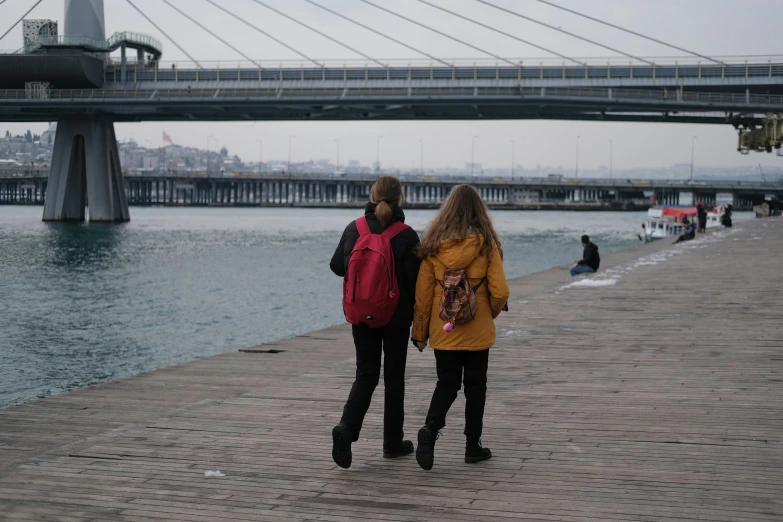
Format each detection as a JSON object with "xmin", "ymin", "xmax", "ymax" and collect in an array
[{"xmin": 642, "ymin": 207, "xmax": 696, "ymax": 240}]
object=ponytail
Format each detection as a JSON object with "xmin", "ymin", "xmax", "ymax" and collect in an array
[
  {"xmin": 375, "ymin": 200, "xmax": 393, "ymax": 228},
  {"xmin": 369, "ymin": 175, "xmax": 403, "ymax": 229}
]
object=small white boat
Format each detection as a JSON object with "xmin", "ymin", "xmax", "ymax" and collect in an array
[{"xmin": 641, "ymin": 207, "xmax": 696, "ymax": 240}]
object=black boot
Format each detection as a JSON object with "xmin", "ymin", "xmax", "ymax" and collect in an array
[
  {"xmin": 465, "ymin": 436, "xmax": 492, "ymax": 464},
  {"xmin": 416, "ymin": 424, "xmax": 439, "ymax": 470},
  {"xmin": 331, "ymin": 423, "xmax": 353, "ymax": 469},
  {"xmin": 383, "ymin": 440, "xmax": 414, "ymax": 459}
]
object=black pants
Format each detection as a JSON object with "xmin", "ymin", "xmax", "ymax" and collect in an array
[
  {"xmin": 425, "ymin": 349, "xmax": 489, "ymax": 438},
  {"xmin": 340, "ymin": 325, "xmax": 409, "ymax": 447}
]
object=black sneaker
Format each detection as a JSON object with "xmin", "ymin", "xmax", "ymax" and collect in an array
[
  {"xmin": 465, "ymin": 436, "xmax": 492, "ymax": 464},
  {"xmin": 416, "ymin": 425, "xmax": 438, "ymax": 470},
  {"xmin": 332, "ymin": 423, "xmax": 352, "ymax": 469},
  {"xmin": 383, "ymin": 440, "xmax": 414, "ymax": 459}
]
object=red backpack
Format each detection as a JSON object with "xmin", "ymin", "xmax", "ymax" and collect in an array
[{"xmin": 343, "ymin": 217, "xmax": 409, "ymax": 328}]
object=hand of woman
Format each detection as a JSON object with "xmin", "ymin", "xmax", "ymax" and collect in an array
[{"xmin": 416, "ymin": 341, "xmax": 428, "ymax": 352}]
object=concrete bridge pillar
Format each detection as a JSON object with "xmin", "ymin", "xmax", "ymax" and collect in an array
[{"xmin": 43, "ymin": 116, "xmax": 129, "ymax": 222}]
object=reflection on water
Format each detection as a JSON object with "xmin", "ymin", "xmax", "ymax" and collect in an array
[{"xmin": 0, "ymin": 206, "xmax": 750, "ymax": 407}]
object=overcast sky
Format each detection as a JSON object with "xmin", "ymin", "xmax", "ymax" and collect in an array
[{"xmin": 1, "ymin": 0, "xmax": 780, "ymax": 172}]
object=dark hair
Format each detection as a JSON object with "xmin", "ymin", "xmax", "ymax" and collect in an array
[
  {"xmin": 369, "ymin": 175, "xmax": 404, "ymax": 229},
  {"xmin": 581, "ymin": 235, "xmax": 590, "ymax": 244}
]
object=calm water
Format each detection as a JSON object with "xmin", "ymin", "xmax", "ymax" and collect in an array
[{"xmin": 0, "ymin": 206, "xmax": 744, "ymax": 408}]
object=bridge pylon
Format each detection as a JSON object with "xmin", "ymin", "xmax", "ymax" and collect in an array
[
  {"xmin": 43, "ymin": 116, "xmax": 129, "ymax": 222},
  {"xmin": 43, "ymin": 0, "xmax": 129, "ymax": 222}
]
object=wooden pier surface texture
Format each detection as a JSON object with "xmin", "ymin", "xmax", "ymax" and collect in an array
[{"xmin": 1, "ymin": 218, "xmax": 781, "ymax": 521}]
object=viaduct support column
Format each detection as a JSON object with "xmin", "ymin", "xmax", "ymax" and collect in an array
[{"xmin": 43, "ymin": 116, "xmax": 129, "ymax": 222}]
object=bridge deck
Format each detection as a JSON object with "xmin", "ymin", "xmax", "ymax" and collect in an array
[{"xmin": 1, "ymin": 218, "xmax": 781, "ymax": 521}]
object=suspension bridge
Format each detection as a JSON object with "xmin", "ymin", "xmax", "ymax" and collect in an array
[{"xmin": 0, "ymin": 0, "xmax": 781, "ymax": 221}]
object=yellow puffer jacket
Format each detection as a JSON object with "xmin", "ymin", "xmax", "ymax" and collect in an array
[{"xmin": 412, "ymin": 234, "xmax": 510, "ymax": 351}]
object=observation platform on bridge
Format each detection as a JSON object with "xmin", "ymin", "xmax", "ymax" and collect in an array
[{"xmin": 1, "ymin": 217, "xmax": 781, "ymax": 520}]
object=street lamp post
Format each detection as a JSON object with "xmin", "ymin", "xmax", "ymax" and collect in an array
[
  {"xmin": 259, "ymin": 139, "xmax": 264, "ymax": 172},
  {"xmin": 207, "ymin": 135, "xmax": 213, "ymax": 173},
  {"xmin": 376, "ymin": 135, "xmax": 383, "ymax": 172},
  {"xmin": 575, "ymin": 135, "xmax": 580, "ymax": 178},
  {"xmin": 608, "ymin": 140, "xmax": 613, "ymax": 180},
  {"xmin": 690, "ymin": 135, "xmax": 697, "ymax": 182},
  {"xmin": 287, "ymin": 135, "xmax": 296, "ymax": 178},
  {"xmin": 510, "ymin": 140, "xmax": 516, "ymax": 181},
  {"xmin": 471, "ymin": 135, "xmax": 479, "ymax": 181},
  {"xmin": 334, "ymin": 138, "xmax": 340, "ymax": 171},
  {"xmin": 418, "ymin": 139, "xmax": 424, "ymax": 176}
]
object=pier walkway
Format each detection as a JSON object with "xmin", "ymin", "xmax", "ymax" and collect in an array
[{"xmin": 1, "ymin": 218, "xmax": 781, "ymax": 521}]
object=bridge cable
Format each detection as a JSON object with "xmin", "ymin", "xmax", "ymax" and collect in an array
[
  {"xmin": 160, "ymin": 0, "xmax": 260, "ymax": 67},
  {"xmin": 534, "ymin": 0, "xmax": 721, "ymax": 64},
  {"xmin": 248, "ymin": 0, "xmax": 384, "ymax": 67},
  {"xmin": 203, "ymin": 0, "xmax": 320, "ymax": 67},
  {"xmin": 416, "ymin": 0, "xmax": 584, "ymax": 66},
  {"xmin": 124, "ymin": 0, "xmax": 201, "ymax": 67},
  {"xmin": 358, "ymin": 0, "xmax": 517, "ymax": 66},
  {"xmin": 0, "ymin": 0, "xmax": 12, "ymax": 9},
  {"xmin": 304, "ymin": 0, "xmax": 451, "ymax": 67},
  {"xmin": 471, "ymin": 0, "xmax": 654, "ymax": 65},
  {"xmin": 0, "ymin": 0, "xmax": 44, "ymax": 44}
]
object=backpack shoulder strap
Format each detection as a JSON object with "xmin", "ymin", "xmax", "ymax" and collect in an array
[
  {"xmin": 355, "ymin": 217, "xmax": 371, "ymax": 236},
  {"xmin": 380, "ymin": 221, "xmax": 409, "ymax": 240}
]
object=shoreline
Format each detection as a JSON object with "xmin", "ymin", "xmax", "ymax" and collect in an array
[
  {"xmin": 2, "ymin": 201, "xmax": 760, "ymax": 212},
  {"xmin": 0, "ymin": 225, "xmax": 682, "ymax": 470},
  {"xmin": 1, "ymin": 217, "xmax": 779, "ymax": 520},
  {"xmin": 1, "ymin": 222, "xmax": 666, "ymax": 412}
]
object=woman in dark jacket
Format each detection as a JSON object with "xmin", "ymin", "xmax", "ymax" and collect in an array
[{"xmin": 329, "ymin": 175, "xmax": 421, "ymax": 469}]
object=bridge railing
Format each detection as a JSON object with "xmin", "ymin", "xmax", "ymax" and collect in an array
[
  {"xmin": 102, "ymin": 57, "xmax": 783, "ymax": 85},
  {"xmin": 1, "ymin": 86, "xmax": 780, "ymax": 107},
  {"xmin": 106, "ymin": 54, "xmax": 783, "ymax": 69}
]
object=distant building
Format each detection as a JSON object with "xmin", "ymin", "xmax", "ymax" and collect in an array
[{"xmin": 40, "ymin": 123, "xmax": 56, "ymax": 148}]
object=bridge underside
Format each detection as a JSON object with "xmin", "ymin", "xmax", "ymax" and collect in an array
[{"xmin": 0, "ymin": 95, "xmax": 775, "ymax": 125}]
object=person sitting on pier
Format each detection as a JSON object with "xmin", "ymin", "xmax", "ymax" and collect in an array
[
  {"xmin": 570, "ymin": 235, "xmax": 600, "ymax": 276},
  {"xmin": 673, "ymin": 218, "xmax": 697, "ymax": 244},
  {"xmin": 329, "ymin": 175, "xmax": 422, "ymax": 469}
]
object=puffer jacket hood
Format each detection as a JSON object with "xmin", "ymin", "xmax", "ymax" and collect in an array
[
  {"xmin": 413, "ymin": 234, "xmax": 509, "ymax": 351},
  {"xmin": 434, "ymin": 235, "xmax": 485, "ymax": 270}
]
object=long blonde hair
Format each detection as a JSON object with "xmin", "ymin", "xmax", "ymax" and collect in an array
[
  {"xmin": 370, "ymin": 175, "xmax": 404, "ymax": 229},
  {"xmin": 418, "ymin": 184, "xmax": 502, "ymax": 259}
]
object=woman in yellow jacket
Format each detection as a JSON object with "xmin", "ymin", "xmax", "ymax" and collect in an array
[{"xmin": 412, "ymin": 185, "xmax": 510, "ymax": 470}]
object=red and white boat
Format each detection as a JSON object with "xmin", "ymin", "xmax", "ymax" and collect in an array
[{"xmin": 642, "ymin": 205, "xmax": 725, "ymax": 240}]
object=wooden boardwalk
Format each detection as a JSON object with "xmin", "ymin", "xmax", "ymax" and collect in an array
[{"xmin": 1, "ymin": 218, "xmax": 781, "ymax": 521}]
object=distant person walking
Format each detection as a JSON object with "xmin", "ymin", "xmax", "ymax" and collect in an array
[
  {"xmin": 329, "ymin": 175, "xmax": 421, "ymax": 469},
  {"xmin": 411, "ymin": 185, "xmax": 510, "ymax": 471},
  {"xmin": 721, "ymin": 205, "xmax": 733, "ymax": 228},
  {"xmin": 697, "ymin": 201, "xmax": 708, "ymax": 233},
  {"xmin": 638, "ymin": 224, "xmax": 653, "ymax": 243},
  {"xmin": 570, "ymin": 235, "xmax": 600, "ymax": 276}
]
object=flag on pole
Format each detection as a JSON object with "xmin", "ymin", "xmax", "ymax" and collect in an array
[{"xmin": 162, "ymin": 131, "xmax": 173, "ymax": 145}]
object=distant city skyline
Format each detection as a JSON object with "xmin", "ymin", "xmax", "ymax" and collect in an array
[
  {"xmin": 1, "ymin": 0, "xmax": 781, "ymax": 171},
  {"xmin": 4, "ymin": 128, "xmax": 781, "ymax": 181}
]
